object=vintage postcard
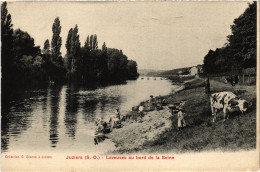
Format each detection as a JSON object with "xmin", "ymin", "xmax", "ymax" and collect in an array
[{"xmin": 1, "ymin": 1, "xmax": 259, "ymax": 171}]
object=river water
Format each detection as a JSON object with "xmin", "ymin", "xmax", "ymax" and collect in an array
[{"xmin": 1, "ymin": 77, "xmax": 179, "ymax": 154}]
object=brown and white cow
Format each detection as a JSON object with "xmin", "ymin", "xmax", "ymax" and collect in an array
[{"xmin": 210, "ymin": 91, "xmax": 248, "ymax": 122}]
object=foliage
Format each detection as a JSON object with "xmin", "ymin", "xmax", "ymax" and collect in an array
[
  {"xmin": 203, "ymin": 2, "xmax": 256, "ymax": 74},
  {"xmin": 127, "ymin": 60, "xmax": 139, "ymax": 80},
  {"xmin": 43, "ymin": 39, "xmax": 50, "ymax": 54},
  {"xmin": 1, "ymin": 1, "xmax": 14, "ymax": 82},
  {"xmin": 64, "ymin": 25, "xmax": 81, "ymax": 79},
  {"xmin": 1, "ymin": 2, "xmax": 138, "ymax": 87},
  {"xmin": 228, "ymin": 2, "xmax": 256, "ymax": 69},
  {"xmin": 12, "ymin": 29, "xmax": 41, "ymax": 58},
  {"xmin": 51, "ymin": 17, "xmax": 63, "ymax": 66}
]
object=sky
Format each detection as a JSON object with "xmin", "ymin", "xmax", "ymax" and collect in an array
[{"xmin": 7, "ymin": 1, "xmax": 250, "ymax": 70}]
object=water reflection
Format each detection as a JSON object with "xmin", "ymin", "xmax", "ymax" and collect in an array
[
  {"xmin": 49, "ymin": 85, "xmax": 62, "ymax": 147},
  {"xmin": 65, "ymin": 84, "xmax": 79, "ymax": 139},
  {"xmin": 41, "ymin": 89, "xmax": 48, "ymax": 128},
  {"xmin": 1, "ymin": 77, "xmax": 179, "ymax": 153},
  {"xmin": 1, "ymin": 94, "xmax": 35, "ymax": 151}
]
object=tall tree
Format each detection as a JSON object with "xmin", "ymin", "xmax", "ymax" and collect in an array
[
  {"xmin": 89, "ymin": 35, "xmax": 93, "ymax": 52},
  {"xmin": 1, "ymin": 1, "xmax": 14, "ymax": 81},
  {"xmin": 65, "ymin": 28, "xmax": 73, "ymax": 72},
  {"xmin": 65, "ymin": 25, "xmax": 81, "ymax": 78},
  {"xmin": 70, "ymin": 25, "xmax": 81, "ymax": 76},
  {"xmin": 227, "ymin": 2, "xmax": 256, "ymax": 69},
  {"xmin": 80, "ymin": 35, "xmax": 91, "ymax": 81},
  {"xmin": 84, "ymin": 35, "xmax": 90, "ymax": 50},
  {"xmin": 92, "ymin": 34, "xmax": 98, "ymax": 51},
  {"xmin": 102, "ymin": 42, "xmax": 107, "ymax": 53},
  {"xmin": 43, "ymin": 39, "xmax": 50, "ymax": 54},
  {"xmin": 65, "ymin": 28, "xmax": 73, "ymax": 55},
  {"xmin": 88, "ymin": 34, "xmax": 98, "ymax": 52},
  {"xmin": 203, "ymin": 2, "xmax": 256, "ymax": 75},
  {"xmin": 51, "ymin": 17, "xmax": 62, "ymax": 65}
]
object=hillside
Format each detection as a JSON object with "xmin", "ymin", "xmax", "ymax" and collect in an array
[
  {"xmin": 109, "ymin": 78, "xmax": 256, "ymax": 153},
  {"xmin": 142, "ymin": 79, "xmax": 256, "ymax": 153}
]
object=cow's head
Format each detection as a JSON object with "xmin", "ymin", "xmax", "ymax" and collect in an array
[
  {"xmin": 237, "ymin": 99, "xmax": 248, "ymax": 113},
  {"xmin": 227, "ymin": 98, "xmax": 248, "ymax": 113}
]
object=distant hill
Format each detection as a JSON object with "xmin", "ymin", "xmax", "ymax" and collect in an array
[
  {"xmin": 140, "ymin": 67, "xmax": 191, "ymax": 77},
  {"xmin": 138, "ymin": 65, "xmax": 202, "ymax": 77},
  {"xmin": 159, "ymin": 67, "xmax": 192, "ymax": 76},
  {"xmin": 138, "ymin": 69, "xmax": 166, "ymax": 76}
]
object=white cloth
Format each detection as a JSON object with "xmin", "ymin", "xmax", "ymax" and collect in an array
[{"xmin": 139, "ymin": 106, "xmax": 144, "ymax": 112}]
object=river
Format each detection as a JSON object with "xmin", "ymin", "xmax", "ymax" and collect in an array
[{"xmin": 1, "ymin": 77, "xmax": 180, "ymax": 154}]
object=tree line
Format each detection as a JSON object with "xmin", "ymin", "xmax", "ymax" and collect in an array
[
  {"xmin": 1, "ymin": 2, "xmax": 139, "ymax": 88},
  {"xmin": 203, "ymin": 2, "xmax": 256, "ymax": 75}
]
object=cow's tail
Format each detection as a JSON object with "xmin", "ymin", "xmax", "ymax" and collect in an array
[{"xmin": 208, "ymin": 93, "xmax": 214, "ymax": 99}]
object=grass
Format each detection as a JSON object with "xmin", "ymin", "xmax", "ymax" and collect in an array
[
  {"xmin": 210, "ymin": 75, "xmax": 256, "ymax": 86},
  {"xmin": 108, "ymin": 78, "xmax": 256, "ymax": 154},
  {"xmin": 183, "ymin": 77, "xmax": 205, "ymax": 89},
  {"xmin": 167, "ymin": 75, "xmax": 195, "ymax": 84}
]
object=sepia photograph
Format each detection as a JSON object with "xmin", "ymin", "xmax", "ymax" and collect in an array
[{"xmin": 1, "ymin": 1, "xmax": 259, "ymax": 171}]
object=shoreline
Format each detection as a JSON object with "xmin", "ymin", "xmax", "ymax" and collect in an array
[
  {"xmin": 107, "ymin": 77, "xmax": 256, "ymax": 154},
  {"xmin": 106, "ymin": 76, "xmax": 199, "ymax": 153}
]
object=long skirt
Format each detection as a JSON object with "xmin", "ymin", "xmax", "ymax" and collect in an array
[{"xmin": 178, "ymin": 118, "xmax": 186, "ymax": 128}]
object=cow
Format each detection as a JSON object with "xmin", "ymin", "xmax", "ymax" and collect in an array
[
  {"xmin": 224, "ymin": 75, "xmax": 239, "ymax": 87},
  {"xmin": 210, "ymin": 91, "xmax": 248, "ymax": 122}
]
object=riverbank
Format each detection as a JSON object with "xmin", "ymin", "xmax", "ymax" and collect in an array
[{"xmin": 108, "ymin": 77, "xmax": 256, "ymax": 154}]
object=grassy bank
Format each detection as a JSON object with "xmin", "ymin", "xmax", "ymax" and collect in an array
[{"xmin": 108, "ymin": 78, "xmax": 256, "ymax": 154}]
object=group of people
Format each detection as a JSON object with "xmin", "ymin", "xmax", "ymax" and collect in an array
[
  {"xmin": 150, "ymin": 95, "xmax": 187, "ymax": 130},
  {"xmin": 94, "ymin": 108, "xmax": 122, "ymax": 145},
  {"xmin": 94, "ymin": 96, "xmax": 188, "ymax": 145},
  {"xmin": 149, "ymin": 95, "xmax": 167, "ymax": 110}
]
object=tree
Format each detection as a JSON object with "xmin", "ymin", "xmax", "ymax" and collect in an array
[
  {"xmin": 65, "ymin": 28, "xmax": 73, "ymax": 72},
  {"xmin": 203, "ymin": 2, "xmax": 256, "ymax": 75},
  {"xmin": 228, "ymin": 2, "xmax": 256, "ymax": 69},
  {"xmin": 89, "ymin": 34, "xmax": 98, "ymax": 52},
  {"xmin": 43, "ymin": 39, "xmax": 50, "ymax": 54},
  {"xmin": 70, "ymin": 25, "xmax": 81, "ymax": 76},
  {"xmin": 1, "ymin": 1, "xmax": 14, "ymax": 81},
  {"xmin": 202, "ymin": 50, "xmax": 215, "ymax": 74},
  {"xmin": 102, "ymin": 42, "xmax": 107, "ymax": 53},
  {"xmin": 80, "ymin": 35, "xmax": 92, "ymax": 81},
  {"xmin": 51, "ymin": 17, "xmax": 62, "ymax": 65},
  {"xmin": 65, "ymin": 28, "xmax": 73, "ymax": 55},
  {"xmin": 106, "ymin": 48, "xmax": 129, "ymax": 81},
  {"xmin": 12, "ymin": 29, "xmax": 40, "ymax": 59},
  {"xmin": 127, "ymin": 60, "xmax": 138, "ymax": 79},
  {"xmin": 65, "ymin": 25, "xmax": 81, "ymax": 79},
  {"xmin": 92, "ymin": 34, "xmax": 98, "ymax": 51},
  {"xmin": 84, "ymin": 36, "xmax": 90, "ymax": 50}
]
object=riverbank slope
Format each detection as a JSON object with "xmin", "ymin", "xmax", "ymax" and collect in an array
[{"xmin": 108, "ymin": 78, "xmax": 256, "ymax": 153}]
